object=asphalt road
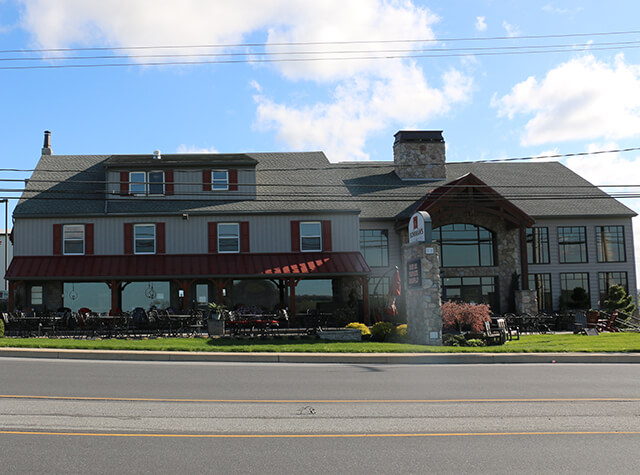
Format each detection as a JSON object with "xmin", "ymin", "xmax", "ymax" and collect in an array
[{"xmin": 2, "ymin": 358, "xmax": 640, "ymax": 474}]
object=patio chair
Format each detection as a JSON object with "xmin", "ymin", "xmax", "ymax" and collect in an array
[
  {"xmin": 483, "ymin": 321, "xmax": 505, "ymax": 345},
  {"xmin": 497, "ymin": 318, "xmax": 519, "ymax": 341}
]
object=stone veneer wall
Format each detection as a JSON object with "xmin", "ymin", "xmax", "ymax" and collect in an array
[
  {"xmin": 399, "ymin": 211, "xmax": 523, "ymax": 314},
  {"xmin": 393, "ymin": 141, "xmax": 446, "ymax": 180},
  {"xmin": 402, "ymin": 242, "xmax": 442, "ymax": 345},
  {"xmin": 515, "ymin": 289, "xmax": 538, "ymax": 315}
]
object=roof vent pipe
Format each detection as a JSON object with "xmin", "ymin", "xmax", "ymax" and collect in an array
[
  {"xmin": 42, "ymin": 130, "xmax": 52, "ymax": 155},
  {"xmin": 153, "ymin": 150, "xmax": 161, "ymax": 160}
]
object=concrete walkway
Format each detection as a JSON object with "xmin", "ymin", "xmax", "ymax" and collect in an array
[{"xmin": 1, "ymin": 347, "xmax": 640, "ymax": 364}]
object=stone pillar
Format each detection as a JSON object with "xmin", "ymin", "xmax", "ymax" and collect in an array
[
  {"xmin": 515, "ymin": 289, "xmax": 538, "ymax": 315},
  {"xmin": 403, "ymin": 242, "xmax": 442, "ymax": 345}
]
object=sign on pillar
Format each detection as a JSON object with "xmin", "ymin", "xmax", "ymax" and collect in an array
[{"xmin": 402, "ymin": 211, "xmax": 442, "ymax": 346}]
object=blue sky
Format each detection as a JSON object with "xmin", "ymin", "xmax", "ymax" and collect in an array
[{"xmin": 2, "ymin": 0, "xmax": 640, "ymax": 274}]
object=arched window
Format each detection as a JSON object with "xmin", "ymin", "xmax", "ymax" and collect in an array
[{"xmin": 433, "ymin": 224, "xmax": 495, "ymax": 267}]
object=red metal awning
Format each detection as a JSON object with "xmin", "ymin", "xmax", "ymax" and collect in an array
[{"xmin": 6, "ymin": 252, "xmax": 370, "ymax": 281}]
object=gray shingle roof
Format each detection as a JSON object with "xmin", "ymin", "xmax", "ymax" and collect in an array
[
  {"xmin": 15, "ymin": 152, "xmax": 635, "ymax": 220},
  {"xmin": 336, "ymin": 161, "xmax": 637, "ymax": 219}
]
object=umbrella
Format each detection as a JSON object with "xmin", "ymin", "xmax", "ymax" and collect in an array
[{"xmin": 384, "ymin": 267, "xmax": 401, "ymax": 319}]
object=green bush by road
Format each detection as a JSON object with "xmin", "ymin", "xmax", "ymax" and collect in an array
[{"xmin": 0, "ymin": 333, "xmax": 639, "ymax": 353}]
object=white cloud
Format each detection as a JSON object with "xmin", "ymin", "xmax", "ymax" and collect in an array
[
  {"xmin": 18, "ymin": 0, "xmax": 469, "ymax": 162},
  {"xmin": 177, "ymin": 144, "xmax": 219, "ymax": 154},
  {"xmin": 255, "ymin": 61, "xmax": 472, "ymax": 162},
  {"xmin": 502, "ymin": 21, "xmax": 520, "ymax": 37},
  {"xmin": 18, "ymin": 0, "xmax": 439, "ymax": 81},
  {"xmin": 475, "ymin": 16, "xmax": 487, "ymax": 32},
  {"xmin": 493, "ymin": 54, "xmax": 640, "ymax": 146}
]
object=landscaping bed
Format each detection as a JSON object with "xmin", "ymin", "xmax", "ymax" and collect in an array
[{"xmin": 1, "ymin": 333, "xmax": 639, "ymax": 353}]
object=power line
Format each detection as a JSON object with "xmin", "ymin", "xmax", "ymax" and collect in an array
[
  {"xmin": 2, "ymin": 29, "xmax": 640, "ymax": 54},
  {"xmin": 2, "ymin": 146, "xmax": 639, "ymax": 174},
  {"xmin": 4, "ymin": 39, "xmax": 640, "ymax": 63},
  {"xmin": 3, "ymin": 43, "xmax": 639, "ymax": 70}
]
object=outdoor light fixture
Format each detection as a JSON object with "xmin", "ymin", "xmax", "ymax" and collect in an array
[{"xmin": 182, "ymin": 213, "xmax": 189, "ymax": 220}]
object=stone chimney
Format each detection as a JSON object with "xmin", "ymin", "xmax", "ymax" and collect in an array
[
  {"xmin": 393, "ymin": 130, "xmax": 446, "ymax": 180},
  {"xmin": 42, "ymin": 130, "xmax": 52, "ymax": 155}
]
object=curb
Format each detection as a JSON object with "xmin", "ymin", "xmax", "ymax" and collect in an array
[{"xmin": 2, "ymin": 347, "xmax": 640, "ymax": 364}]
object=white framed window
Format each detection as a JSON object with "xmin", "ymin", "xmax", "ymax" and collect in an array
[
  {"xmin": 129, "ymin": 171, "xmax": 165, "ymax": 195},
  {"xmin": 134, "ymin": 224, "xmax": 156, "ymax": 254},
  {"xmin": 218, "ymin": 223, "xmax": 239, "ymax": 253},
  {"xmin": 212, "ymin": 170, "xmax": 229, "ymax": 190},
  {"xmin": 63, "ymin": 224, "xmax": 85, "ymax": 255},
  {"xmin": 31, "ymin": 285, "xmax": 43, "ymax": 305},
  {"xmin": 300, "ymin": 221, "xmax": 322, "ymax": 252}
]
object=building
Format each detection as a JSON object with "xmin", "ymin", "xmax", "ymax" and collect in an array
[{"xmin": 6, "ymin": 131, "xmax": 637, "ymax": 320}]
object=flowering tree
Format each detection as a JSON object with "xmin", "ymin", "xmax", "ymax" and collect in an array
[{"xmin": 442, "ymin": 301, "xmax": 492, "ymax": 332}]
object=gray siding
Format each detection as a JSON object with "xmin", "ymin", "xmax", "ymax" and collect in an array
[
  {"xmin": 528, "ymin": 217, "xmax": 636, "ymax": 310},
  {"xmin": 14, "ymin": 213, "xmax": 360, "ymax": 256},
  {"xmin": 106, "ymin": 168, "xmax": 257, "ymax": 201}
]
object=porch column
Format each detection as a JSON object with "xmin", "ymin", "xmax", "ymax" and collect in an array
[
  {"xmin": 175, "ymin": 280, "xmax": 195, "ymax": 311},
  {"xmin": 106, "ymin": 280, "xmax": 122, "ymax": 314},
  {"xmin": 209, "ymin": 279, "xmax": 231, "ymax": 305},
  {"xmin": 8, "ymin": 280, "xmax": 17, "ymax": 311},
  {"xmin": 519, "ymin": 227, "xmax": 529, "ymax": 290},
  {"xmin": 288, "ymin": 278, "xmax": 300, "ymax": 319}
]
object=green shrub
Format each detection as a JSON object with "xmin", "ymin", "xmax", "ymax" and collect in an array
[
  {"xmin": 370, "ymin": 321, "xmax": 395, "ymax": 342},
  {"xmin": 465, "ymin": 338, "xmax": 486, "ymax": 347},
  {"xmin": 395, "ymin": 324, "xmax": 407, "ymax": 337},
  {"xmin": 0, "ymin": 318, "xmax": 4, "ymax": 338},
  {"xmin": 345, "ymin": 322, "xmax": 371, "ymax": 336},
  {"xmin": 443, "ymin": 334, "xmax": 486, "ymax": 347}
]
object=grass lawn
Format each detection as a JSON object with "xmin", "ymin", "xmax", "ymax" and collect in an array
[{"xmin": 1, "ymin": 332, "xmax": 640, "ymax": 353}]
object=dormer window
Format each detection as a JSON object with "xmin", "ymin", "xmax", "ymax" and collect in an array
[
  {"xmin": 212, "ymin": 170, "xmax": 229, "ymax": 190},
  {"xmin": 129, "ymin": 171, "xmax": 165, "ymax": 195}
]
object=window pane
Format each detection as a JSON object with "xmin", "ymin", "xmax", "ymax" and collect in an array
[
  {"xmin": 130, "ymin": 172, "xmax": 146, "ymax": 195},
  {"xmin": 63, "ymin": 224, "xmax": 84, "ymax": 255},
  {"xmin": 527, "ymin": 228, "xmax": 550, "ymax": 264},
  {"xmin": 442, "ymin": 276, "xmax": 498, "ymax": 310},
  {"xmin": 31, "ymin": 286, "xmax": 43, "ymax": 305},
  {"xmin": 528, "ymin": 273, "xmax": 552, "ymax": 312},
  {"xmin": 294, "ymin": 279, "xmax": 333, "ymax": 313},
  {"xmin": 435, "ymin": 224, "xmax": 495, "ymax": 267},
  {"xmin": 558, "ymin": 227, "xmax": 587, "ymax": 263},
  {"xmin": 64, "ymin": 282, "xmax": 111, "ymax": 313},
  {"xmin": 218, "ymin": 223, "xmax": 239, "ymax": 253},
  {"xmin": 560, "ymin": 272, "xmax": 590, "ymax": 308},
  {"xmin": 359, "ymin": 229, "xmax": 389, "ymax": 267},
  {"xmin": 598, "ymin": 271, "xmax": 628, "ymax": 304},
  {"xmin": 596, "ymin": 226, "xmax": 625, "ymax": 262},
  {"xmin": 148, "ymin": 171, "xmax": 164, "ymax": 195},
  {"xmin": 300, "ymin": 222, "xmax": 322, "ymax": 251},
  {"xmin": 212, "ymin": 170, "xmax": 229, "ymax": 190},
  {"xmin": 134, "ymin": 224, "xmax": 155, "ymax": 254},
  {"xmin": 121, "ymin": 281, "xmax": 170, "ymax": 312}
]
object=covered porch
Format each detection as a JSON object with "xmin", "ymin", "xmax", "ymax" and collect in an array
[{"xmin": 6, "ymin": 251, "xmax": 371, "ymax": 322}]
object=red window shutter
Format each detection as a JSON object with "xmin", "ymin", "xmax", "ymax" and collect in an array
[
  {"xmin": 85, "ymin": 223, "xmax": 94, "ymax": 255},
  {"xmin": 124, "ymin": 223, "xmax": 133, "ymax": 255},
  {"xmin": 120, "ymin": 171, "xmax": 129, "ymax": 195},
  {"xmin": 53, "ymin": 224, "xmax": 62, "ymax": 255},
  {"xmin": 322, "ymin": 220, "xmax": 332, "ymax": 252},
  {"xmin": 240, "ymin": 221, "xmax": 250, "ymax": 253},
  {"xmin": 208, "ymin": 222, "xmax": 218, "ymax": 253},
  {"xmin": 291, "ymin": 220, "xmax": 300, "ymax": 252},
  {"xmin": 165, "ymin": 170, "xmax": 174, "ymax": 195},
  {"xmin": 202, "ymin": 170, "xmax": 212, "ymax": 191},
  {"xmin": 229, "ymin": 169, "xmax": 238, "ymax": 191},
  {"xmin": 156, "ymin": 222, "xmax": 166, "ymax": 254}
]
